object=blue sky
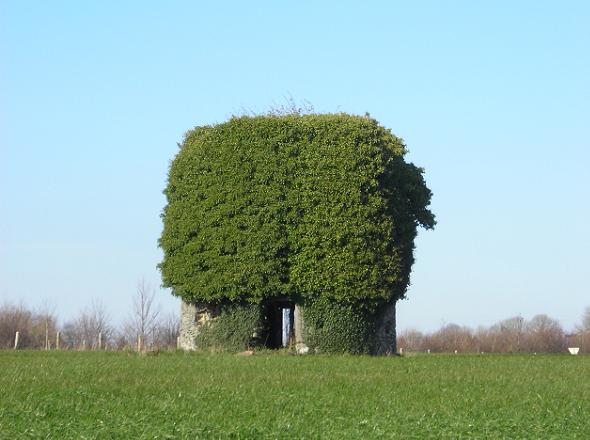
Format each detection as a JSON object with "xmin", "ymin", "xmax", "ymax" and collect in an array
[{"xmin": 1, "ymin": 1, "xmax": 588, "ymax": 331}]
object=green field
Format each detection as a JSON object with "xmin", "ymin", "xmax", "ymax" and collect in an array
[{"xmin": 1, "ymin": 351, "xmax": 588, "ymax": 439}]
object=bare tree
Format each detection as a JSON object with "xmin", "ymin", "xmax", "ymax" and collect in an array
[
  {"xmin": 474, "ymin": 326, "xmax": 493, "ymax": 352},
  {"xmin": 396, "ymin": 312, "xmax": 575, "ymax": 354},
  {"xmin": 0, "ymin": 302, "xmax": 33, "ymax": 348},
  {"xmin": 124, "ymin": 279, "xmax": 161, "ymax": 351},
  {"xmin": 425, "ymin": 323, "xmax": 476, "ymax": 352},
  {"xmin": 32, "ymin": 300, "xmax": 58, "ymax": 349},
  {"xmin": 523, "ymin": 314, "xmax": 566, "ymax": 353},
  {"xmin": 577, "ymin": 306, "xmax": 590, "ymax": 333},
  {"xmin": 153, "ymin": 312, "xmax": 180, "ymax": 350},
  {"xmin": 570, "ymin": 307, "xmax": 590, "ymax": 353},
  {"xmin": 568, "ymin": 332, "xmax": 590, "ymax": 353},
  {"xmin": 0, "ymin": 301, "xmax": 60, "ymax": 349},
  {"xmin": 61, "ymin": 300, "xmax": 113, "ymax": 350},
  {"xmin": 397, "ymin": 329, "xmax": 424, "ymax": 352},
  {"xmin": 483, "ymin": 316, "xmax": 525, "ymax": 353}
]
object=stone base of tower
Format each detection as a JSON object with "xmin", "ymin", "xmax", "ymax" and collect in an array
[{"xmin": 179, "ymin": 300, "xmax": 220, "ymax": 350}]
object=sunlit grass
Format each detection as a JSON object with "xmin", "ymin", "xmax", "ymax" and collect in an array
[{"xmin": 1, "ymin": 351, "xmax": 588, "ymax": 438}]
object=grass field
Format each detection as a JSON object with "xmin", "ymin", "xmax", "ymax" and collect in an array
[{"xmin": 1, "ymin": 351, "xmax": 588, "ymax": 439}]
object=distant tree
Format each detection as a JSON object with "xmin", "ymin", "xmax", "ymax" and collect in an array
[
  {"xmin": 474, "ymin": 326, "xmax": 493, "ymax": 352},
  {"xmin": 0, "ymin": 302, "xmax": 33, "ymax": 348},
  {"xmin": 578, "ymin": 306, "xmax": 590, "ymax": 333},
  {"xmin": 484, "ymin": 316, "xmax": 525, "ymax": 353},
  {"xmin": 397, "ymin": 329, "xmax": 424, "ymax": 352},
  {"xmin": 425, "ymin": 324, "xmax": 476, "ymax": 352},
  {"xmin": 399, "ymin": 314, "xmax": 570, "ymax": 354},
  {"xmin": 568, "ymin": 332, "xmax": 590, "ymax": 353},
  {"xmin": 0, "ymin": 301, "xmax": 60, "ymax": 349},
  {"xmin": 123, "ymin": 279, "xmax": 160, "ymax": 350},
  {"xmin": 153, "ymin": 312, "xmax": 180, "ymax": 350},
  {"xmin": 31, "ymin": 300, "xmax": 58, "ymax": 349},
  {"xmin": 61, "ymin": 300, "xmax": 113, "ymax": 350},
  {"xmin": 523, "ymin": 314, "xmax": 566, "ymax": 353}
]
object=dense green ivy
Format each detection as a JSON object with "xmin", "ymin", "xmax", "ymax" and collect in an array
[
  {"xmin": 195, "ymin": 303, "xmax": 263, "ymax": 352},
  {"xmin": 300, "ymin": 300, "xmax": 379, "ymax": 354},
  {"xmin": 159, "ymin": 118, "xmax": 293, "ymax": 303},
  {"xmin": 159, "ymin": 113, "xmax": 434, "ymax": 306},
  {"xmin": 159, "ymin": 113, "xmax": 434, "ymax": 352}
]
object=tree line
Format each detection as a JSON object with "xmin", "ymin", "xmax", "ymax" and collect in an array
[
  {"xmin": 397, "ymin": 309, "xmax": 590, "ymax": 354},
  {"xmin": 3, "ymin": 290, "xmax": 589, "ymax": 354},
  {"xmin": 0, "ymin": 280, "xmax": 179, "ymax": 351}
]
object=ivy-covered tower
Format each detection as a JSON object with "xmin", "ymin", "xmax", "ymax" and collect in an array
[{"xmin": 159, "ymin": 113, "xmax": 434, "ymax": 354}]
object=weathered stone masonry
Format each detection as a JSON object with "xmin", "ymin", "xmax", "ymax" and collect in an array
[
  {"xmin": 179, "ymin": 301, "xmax": 221, "ymax": 351},
  {"xmin": 179, "ymin": 299, "xmax": 396, "ymax": 355}
]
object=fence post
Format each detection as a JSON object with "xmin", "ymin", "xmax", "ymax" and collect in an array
[
  {"xmin": 137, "ymin": 335, "xmax": 142, "ymax": 353},
  {"xmin": 56, "ymin": 332, "xmax": 60, "ymax": 350},
  {"xmin": 98, "ymin": 332, "xmax": 102, "ymax": 350},
  {"xmin": 45, "ymin": 321, "xmax": 49, "ymax": 350},
  {"xmin": 176, "ymin": 336, "xmax": 180, "ymax": 350},
  {"xmin": 14, "ymin": 331, "xmax": 19, "ymax": 349}
]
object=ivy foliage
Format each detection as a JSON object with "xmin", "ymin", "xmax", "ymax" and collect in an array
[
  {"xmin": 195, "ymin": 303, "xmax": 263, "ymax": 352},
  {"xmin": 159, "ymin": 113, "xmax": 434, "ymax": 311},
  {"xmin": 300, "ymin": 300, "xmax": 378, "ymax": 354}
]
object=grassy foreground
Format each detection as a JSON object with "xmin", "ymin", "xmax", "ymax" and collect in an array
[{"xmin": 0, "ymin": 351, "xmax": 588, "ymax": 439}]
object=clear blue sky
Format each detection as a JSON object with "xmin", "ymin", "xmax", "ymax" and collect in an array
[{"xmin": 1, "ymin": 1, "xmax": 588, "ymax": 331}]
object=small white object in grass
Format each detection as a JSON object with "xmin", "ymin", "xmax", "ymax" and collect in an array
[
  {"xmin": 427, "ymin": 349, "xmax": 430, "ymax": 354},
  {"xmin": 568, "ymin": 347, "xmax": 580, "ymax": 355},
  {"xmin": 454, "ymin": 350, "xmax": 457, "ymax": 354},
  {"xmin": 296, "ymin": 343, "xmax": 309, "ymax": 355}
]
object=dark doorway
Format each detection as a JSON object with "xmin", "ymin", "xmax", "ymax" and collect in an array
[{"xmin": 266, "ymin": 300, "xmax": 295, "ymax": 349}]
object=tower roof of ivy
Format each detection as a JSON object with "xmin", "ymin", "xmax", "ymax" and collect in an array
[{"xmin": 159, "ymin": 113, "xmax": 434, "ymax": 308}]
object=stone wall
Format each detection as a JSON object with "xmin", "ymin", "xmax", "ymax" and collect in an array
[
  {"xmin": 179, "ymin": 301, "xmax": 197, "ymax": 350},
  {"xmin": 179, "ymin": 299, "xmax": 395, "ymax": 354},
  {"xmin": 293, "ymin": 304, "xmax": 309, "ymax": 354},
  {"xmin": 179, "ymin": 300, "xmax": 220, "ymax": 350}
]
